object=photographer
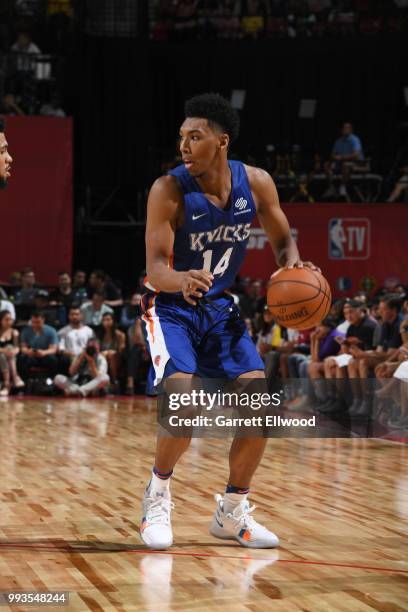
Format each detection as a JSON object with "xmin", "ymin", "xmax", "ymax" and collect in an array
[{"xmin": 54, "ymin": 339, "xmax": 109, "ymax": 397}]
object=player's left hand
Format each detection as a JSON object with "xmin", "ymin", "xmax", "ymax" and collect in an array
[{"xmin": 287, "ymin": 260, "xmax": 321, "ymax": 273}]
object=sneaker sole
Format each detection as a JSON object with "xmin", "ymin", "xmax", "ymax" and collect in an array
[{"xmin": 139, "ymin": 530, "xmax": 173, "ymax": 550}]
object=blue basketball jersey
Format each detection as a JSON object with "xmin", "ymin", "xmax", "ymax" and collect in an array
[{"xmin": 166, "ymin": 160, "xmax": 256, "ymax": 297}]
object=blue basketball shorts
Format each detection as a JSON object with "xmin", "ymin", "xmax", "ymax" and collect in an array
[{"xmin": 141, "ymin": 292, "xmax": 264, "ymax": 385}]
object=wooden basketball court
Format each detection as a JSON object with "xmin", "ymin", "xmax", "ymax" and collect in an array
[{"xmin": 0, "ymin": 396, "xmax": 407, "ymax": 611}]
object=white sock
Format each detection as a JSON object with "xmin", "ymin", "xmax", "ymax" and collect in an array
[
  {"xmin": 147, "ymin": 472, "xmax": 171, "ymax": 496},
  {"xmin": 223, "ymin": 492, "xmax": 248, "ymax": 514}
]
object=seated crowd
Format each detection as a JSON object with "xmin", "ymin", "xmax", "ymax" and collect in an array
[
  {"xmin": 1, "ymin": 267, "xmax": 407, "ymax": 431},
  {"xmin": 0, "ymin": 267, "xmax": 148, "ymax": 397},
  {"xmin": 237, "ymin": 275, "xmax": 408, "ymax": 430},
  {"xmin": 150, "ymin": 0, "xmax": 408, "ymax": 42}
]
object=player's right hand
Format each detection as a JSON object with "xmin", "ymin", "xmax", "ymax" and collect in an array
[{"xmin": 181, "ymin": 270, "xmax": 213, "ymax": 305}]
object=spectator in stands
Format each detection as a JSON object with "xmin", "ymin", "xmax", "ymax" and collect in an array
[
  {"xmin": 54, "ymin": 338, "xmax": 110, "ymax": 397},
  {"xmin": 256, "ymin": 307, "xmax": 287, "ymax": 381},
  {"xmin": 14, "ymin": 267, "xmax": 38, "ymax": 320},
  {"xmin": 19, "ymin": 311, "xmax": 58, "ymax": 379},
  {"xmin": 7, "ymin": 271, "xmax": 22, "ymax": 299},
  {"xmin": 239, "ymin": 279, "xmax": 263, "ymax": 320},
  {"xmin": 11, "ymin": 31, "xmax": 41, "ymax": 72},
  {"xmin": 346, "ymin": 295, "xmax": 402, "ymax": 415},
  {"xmin": 97, "ymin": 312, "xmax": 126, "ymax": 389},
  {"xmin": 324, "ymin": 121, "xmax": 364, "ymax": 200},
  {"xmin": 120, "ymin": 292, "xmax": 142, "ymax": 327},
  {"xmin": 88, "ymin": 269, "xmax": 123, "ymax": 307},
  {"xmin": 72, "ymin": 269, "xmax": 89, "ymax": 303},
  {"xmin": 256, "ymin": 306, "xmax": 282, "ymax": 358},
  {"xmin": 320, "ymin": 299, "xmax": 377, "ymax": 413},
  {"xmin": 0, "ymin": 295, "xmax": 15, "ymax": 320},
  {"xmin": 0, "ymin": 93, "xmax": 25, "ymax": 116},
  {"xmin": 386, "ymin": 163, "xmax": 408, "ymax": 203},
  {"xmin": 50, "ymin": 272, "xmax": 78, "ymax": 312},
  {"xmin": 126, "ymin": 318, "xmax": 148, "ymax": 395},
  {"xmin": 0, "ymin": 310, "xmax": 24, "ymax": 396},
  {"xmin": 73, "ymin": 269, "xmax": 87, "ymax": 289},
  {"xmin": 34, "ymin": 289, "xmax": 66, "ymax": 327},
  {"xmin": 303, "ymin": 316, "xmax": 342, "ymax": 408},
  {"xmin": 330, "ymin": 298, "xmax": 351, "ymax": 333},
  {"xmin": 80, "ymin": 291, "xmax": 113, "ymax": 326},
  {"xmin": 373, "ymin": 297, "xmax": 407, "ymax": 380},
  {"xmin": 58, "ymin": 306, "xmax": 94, "ymax": 360}
]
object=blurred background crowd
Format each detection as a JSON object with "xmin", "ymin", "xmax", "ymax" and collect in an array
[{"xmin": 1, "ymin": 266, "xmax": 407, "ymax": 431}]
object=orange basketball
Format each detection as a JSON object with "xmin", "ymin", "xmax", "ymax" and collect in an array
[{"xmin": 267, "ymin": 267, "xmax": 332, "ymax": 330}]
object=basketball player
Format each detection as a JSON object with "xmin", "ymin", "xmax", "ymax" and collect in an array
[
  {"xmin": 0, "ymin": 118, "xmax": 12, "ymax": 189},
  {"xmin": 141, "ymin": 94, "xmax": 317, "ymax": 550}
]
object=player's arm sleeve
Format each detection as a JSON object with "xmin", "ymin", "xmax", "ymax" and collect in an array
[{"xmin": 249, "ymin": 167, "xmax": 300, "ymax": 267}]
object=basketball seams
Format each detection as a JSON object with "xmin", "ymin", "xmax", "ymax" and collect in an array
[
  {"xmin": 269, "ymin": 278, "xmax": 331, "ymax": 301},
  {"xmin": 268, "ymin": 293, "xmax": 323, "ymax": 308},
  {"xmin": 267, "ymin": 268, "xmax": 332, "ymax": 330},
  {"xmin": 274, "ymin": 292, "xmax": 329, "ymax": 329}
]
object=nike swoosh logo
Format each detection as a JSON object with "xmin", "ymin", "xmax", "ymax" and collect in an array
[
  {"xmin": 192, "ymin": 213, "xmax": 207, "ymax": 221},
  {"xmin": 215, "ymin": 516, "xmax": 223, "ymax": 528}
]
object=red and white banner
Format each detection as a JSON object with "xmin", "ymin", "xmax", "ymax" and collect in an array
[
  {"xmin": 0, "ymin": 116, "xmax": 73, "ymax": 285},
  {"xmin": 240, "ymin": 203, "xmax": 408, "ymax": 297}
]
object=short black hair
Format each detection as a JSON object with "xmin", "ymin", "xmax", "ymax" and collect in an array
[
  {"xmin": 185, "ymin": 93, "xmax": 240, "ymax": 143},
  {"xmin": 31, "ymin": 310, "xmax": 45, "ymax": 319},
  {"xmin": 348, "ymin": 299, "xmax": 364, "ymax": 309},
  {"xmin": 91, "ymin": 269, "xmax": 106, "ymax": 281},
  {"xmin": 380, "ymin": 294, "xmax": 401, "ymax": 311}
]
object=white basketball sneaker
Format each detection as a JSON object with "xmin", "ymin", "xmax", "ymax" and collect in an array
[
  {"xmin": 210, "ymin": 494, "xmax": 279, "ymax": 548},
  {"xmin": 140, "ymin": 486, "xmax": 174, "ymax": 550}
]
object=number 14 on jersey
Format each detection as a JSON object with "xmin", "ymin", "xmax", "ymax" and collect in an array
[{"xmin": 202, "ymin": 248, "xmax": 233, "ymax": 277}]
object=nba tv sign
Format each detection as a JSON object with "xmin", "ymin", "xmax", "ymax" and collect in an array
[{"xmin": 328, "ymin": 218, "xmax": 370, "ymax": 260}]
